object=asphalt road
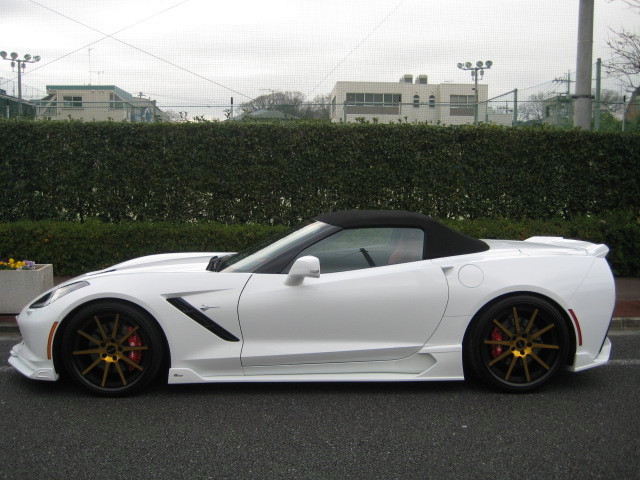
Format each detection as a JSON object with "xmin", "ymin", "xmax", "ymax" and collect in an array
[{"xmin": 0, "ymin": 332, "xmax": 639, "ymax": 480}]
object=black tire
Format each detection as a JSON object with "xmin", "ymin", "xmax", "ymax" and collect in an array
[
  {"xmin": 61, "ymin": 301, "xmax": 164, "ymax": 396},
  {"xmin": 466, "ymin": 295, "xmax": 570, "ymax": 392}
]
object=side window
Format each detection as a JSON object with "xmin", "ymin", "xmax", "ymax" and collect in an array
[{"xmin": 291, "ymin": 227, "xmax": 424, "ymax": 273}]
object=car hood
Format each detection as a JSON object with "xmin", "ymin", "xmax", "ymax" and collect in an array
[{"xmin": 77, "ymin": 252, "xmax": 235, "ymax": 280}]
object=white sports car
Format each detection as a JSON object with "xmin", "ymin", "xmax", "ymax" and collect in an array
[{"xmin": 9, "ymin": 210, "xmax": 615, "ymax": 396}]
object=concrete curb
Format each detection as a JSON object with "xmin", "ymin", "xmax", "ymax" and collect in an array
[
  {"xmin": 609, "ymin": 317, "xmax": 640, "ymax": 330},
  {"xmin": 0, "ymin": 323, "xmax": 20, "ymax": 335}
]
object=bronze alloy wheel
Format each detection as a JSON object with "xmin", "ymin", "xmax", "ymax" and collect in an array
[
  {"xmin": 467, "ymin": 295, "xmax": 570, "ymax": 392},
  {"xmin": 62, "ymin": 301, "xmax": 164, "ymax": 396}
]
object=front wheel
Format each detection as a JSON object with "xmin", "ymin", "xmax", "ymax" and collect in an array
[
  {"xmin": 466, "ymin": 295, "xmax": 570, "ymax": 392},
  {"xmin": 61, "ymin": 301, "xmax": 164, "ymax": 396}
]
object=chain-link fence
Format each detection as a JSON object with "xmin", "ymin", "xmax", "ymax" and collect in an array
[{"xmin": 2, "ymin": 62, "xmax": 638, "ymax": 132}]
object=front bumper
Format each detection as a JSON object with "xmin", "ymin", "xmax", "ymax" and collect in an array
[
  {"xmin": 9, "ymin": 341, "xmax": 58, "ymax": 381},
  {"xmin": 8, "ymin": 306, "xmax": 61, "ymax": 382}
]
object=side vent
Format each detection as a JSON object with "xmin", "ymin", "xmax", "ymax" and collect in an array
[{"xmin": 166, "ymin": 297, "xmax": 239, "ymax": 342}]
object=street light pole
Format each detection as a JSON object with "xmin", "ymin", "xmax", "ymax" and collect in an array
[
  {"xmin": 457, "ymin": 60, "xmax": 493, "ymax": 125},
  {"xmin": 0, "ymin": 51, "xmax": 41, "ymax": 116}
]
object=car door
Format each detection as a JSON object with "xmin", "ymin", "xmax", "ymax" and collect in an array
[{"xmin": 237, "ymin": 227, "xmax": 449, "ymax": 370}]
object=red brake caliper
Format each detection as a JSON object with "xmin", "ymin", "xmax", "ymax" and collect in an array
[
  {"xmin": 127, "ymin": 327, "xmax": 142, "ymax": 370},
  {"xmin": 490, "ymin": 326, "xmax": 503, "ymax": 358}
]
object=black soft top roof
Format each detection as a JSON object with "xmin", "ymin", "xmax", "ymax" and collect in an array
[{"xmin": 314, "ymin": 210, "xmax": 489, "ymax": 259}]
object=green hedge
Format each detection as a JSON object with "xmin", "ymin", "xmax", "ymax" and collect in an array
[
  {"xmin": 1, "ymin": 215, "xmax": 637, "ymax": 277},
  {"xmin": 0, "ymin": 221, "xmax": 286, "ymax": 276},
  {"xmin": 1, "ymin": 119, "xmax": 638, "ymax": 224}
]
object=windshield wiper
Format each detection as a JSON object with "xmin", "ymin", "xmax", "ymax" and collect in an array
[{"xmin": 206, "ymin": 254, "xmax": 233, "ymax": 272}]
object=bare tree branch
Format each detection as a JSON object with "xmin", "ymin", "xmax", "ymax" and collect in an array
[
  {"xmin": 605, "ymin": 1, "xmax": 640, "ymax": 91},
  {"xmin": 606, "ymin": 29, "xmax": 640, "ymax": 91}
]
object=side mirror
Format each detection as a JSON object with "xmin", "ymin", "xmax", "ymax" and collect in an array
[{"xmin": 284, "ymin": 256, "xmax": 320, "ymax": 286}]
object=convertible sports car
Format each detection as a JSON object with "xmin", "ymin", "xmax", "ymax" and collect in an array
[{"xmin": 9, "ymin": 210, "xmax": 614, "ymax": 396}]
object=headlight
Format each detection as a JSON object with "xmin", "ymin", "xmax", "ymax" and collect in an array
[{"xmin": 30, "ymin": 281, "xmax": 90, "ymax": 308}]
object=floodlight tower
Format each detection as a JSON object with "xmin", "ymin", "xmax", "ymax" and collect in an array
[
  {"xmin": 456, "ymin": 60, "xmax": 493, "ymax": 125},
  {"xmin": 0, "ymin": 51, "xmax": 41, "ymax": 115}
]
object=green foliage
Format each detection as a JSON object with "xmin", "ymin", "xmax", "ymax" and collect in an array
[
  {"xmin": 0, "ymin": 220, "xmax": 286, "ymax": 276},
  {"xmin": 1, "ymin": 215, "xmax": 637, "ymax": 277},
  {"xmin": 1, "ymin": 119, "xmax": 638, "ymax": 224}
]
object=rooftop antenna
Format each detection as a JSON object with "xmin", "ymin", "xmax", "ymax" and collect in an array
[{"xmin": 87, "ymin": 48, "xmax": 104, "ymax": 85}]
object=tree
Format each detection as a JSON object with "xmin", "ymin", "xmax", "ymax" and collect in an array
[
  {"xmin": 605, "ymin": 1, "xmax": 640, "ymax": 91},
  {"xmin": 241, "ymin": 91, "xmax": 306, "ymax": 118},
  {"xmin": 606, "ymin": 29, "xmax": 640, "ymax": 91},
  {"xmin": 241, "ymin": 91, "xmax": 331, "ymax": 120},
  {"xmin": 598, "ymin": 89, "xmax": 624, "ymax": 115},
  {"xmin": 160, "ymin": 109, "xmax": 184, "ymax": 122},
  {"xmin": 299, "ymin": 93, "xmax": 332, "ymax": 120},
  {"xmin": 518, "ymin": 91, "xmax": 557, "ymax": 122}
]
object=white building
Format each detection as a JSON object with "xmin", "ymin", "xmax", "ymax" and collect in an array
[
  {"xmin": 330, "ymin": 74, "xmax": 512, "ymax": 126},
  {"xmin": 36, "ymin": 85, "xmax": 163, "ymax": 122}
]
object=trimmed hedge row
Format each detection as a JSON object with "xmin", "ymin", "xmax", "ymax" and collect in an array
[
  {"xmin": 0, "ymin": 221, "xmax": 286, "ymax": 276},
  {"xmin": 1, "ymin": 215, "xmax": 637, "ymax": 277},
  {"xmin": 1, "ymin": 119, "xmax": 638, "ymax": 224}
]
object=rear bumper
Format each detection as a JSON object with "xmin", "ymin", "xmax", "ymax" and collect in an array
[{"xmin": 569, "ymin": 337, "xmax": 611, "ymax": 372}]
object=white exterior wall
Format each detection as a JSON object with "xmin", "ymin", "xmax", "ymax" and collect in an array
[
  {"xmin": 330, "ymin": 78, "xmax": 511, "ymax": 126},
  {"xmin": 38, "ymin": 87, "xmax": 132, "ymax": 121}
]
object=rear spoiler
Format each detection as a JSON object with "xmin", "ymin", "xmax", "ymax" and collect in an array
[{"xmin": 525, "ymin": 236, "xmax": 609, "ymax": 258}]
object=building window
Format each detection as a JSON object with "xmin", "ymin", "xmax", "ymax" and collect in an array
[
  {"xmin": 345, "ymin": 93, "xmax": 401, "ymax": 115},
  {"xmin": 413, "ymin": 95, "xmax": 420, "ymax": 108},
  {"xmin": 109, "ymin": 93, "xmax": 124, "ymax": 109},
  {"xmin": 346, "ymin": 93, "xmax": 401, "ymax": 106},
  {"xmin": 429, "ymin": 95, "xmax": 435, "ymax": 108},
  {"xmin": 63, "ymin": 96, "xmax": 82, "ymax": 108},
  {"xmin": 450, "ymin": 94, "xmax": 475, "ymax": 116}
]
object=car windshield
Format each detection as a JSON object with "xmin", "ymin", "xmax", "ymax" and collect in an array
[{"xmin": 219, "ymin": 221, "xmax": 329, "ymax": 273}]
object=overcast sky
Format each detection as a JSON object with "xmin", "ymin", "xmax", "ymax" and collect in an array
[{"xmin": 2, "ymin": 0, "xmax": 638, "ymax": 118}]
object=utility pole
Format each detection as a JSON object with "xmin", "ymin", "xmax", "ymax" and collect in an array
[
  {"xmin": 0, "ymin": 51, "xmax": 41, "ymax": 116},
  {"xmin": 457, "ymin": 61, "xmax": 493, "ymax": 125},
  {"xmin": 594, "ymin": 58, "xmax": 602, "ymax": 131},
  {"xmin": 573, "ymin": 0, "xmax": 594, "ymax": 129},
  {"xmin": 553, "ymin": 71, "xmax": 574, "ymax": 98}
]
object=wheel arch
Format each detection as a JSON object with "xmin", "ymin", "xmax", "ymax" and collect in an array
[
  {"xmin": 462, "ymin": 291, "xmax": 577, "ymax": 373},
  {"xmin": 51, "ymin": 297, "xmax": 172, "ymax": 379}
]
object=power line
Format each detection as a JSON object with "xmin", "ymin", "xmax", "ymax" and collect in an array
[
  {"xmin": 308, "ymin": 0, "xmax": 405, "ymax": 96},
  {"xmin": 23, "ymin": 0, "xmax": 191, "ymax": 77},
  {"xmin": 24, "ymin": 0, "xmax": 254, "ymax": 101}
]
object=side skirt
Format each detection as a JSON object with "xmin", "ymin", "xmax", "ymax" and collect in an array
[{"xmin": 167, "ymin": 346, "xmax": 464, "ymax": 384}]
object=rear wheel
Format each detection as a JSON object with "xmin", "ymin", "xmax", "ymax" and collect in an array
[
  {"xmin": 467, "ymin": 295, "xmax": 570, "ymax": 392},
  {"xmin": 61, "ymin": 301, "xmax": 164, "ymax": 396}
]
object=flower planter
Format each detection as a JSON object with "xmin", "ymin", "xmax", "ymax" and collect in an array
[{"xmin": 0, "ymin": 264, "xmax": 54, "ymax": 314}]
